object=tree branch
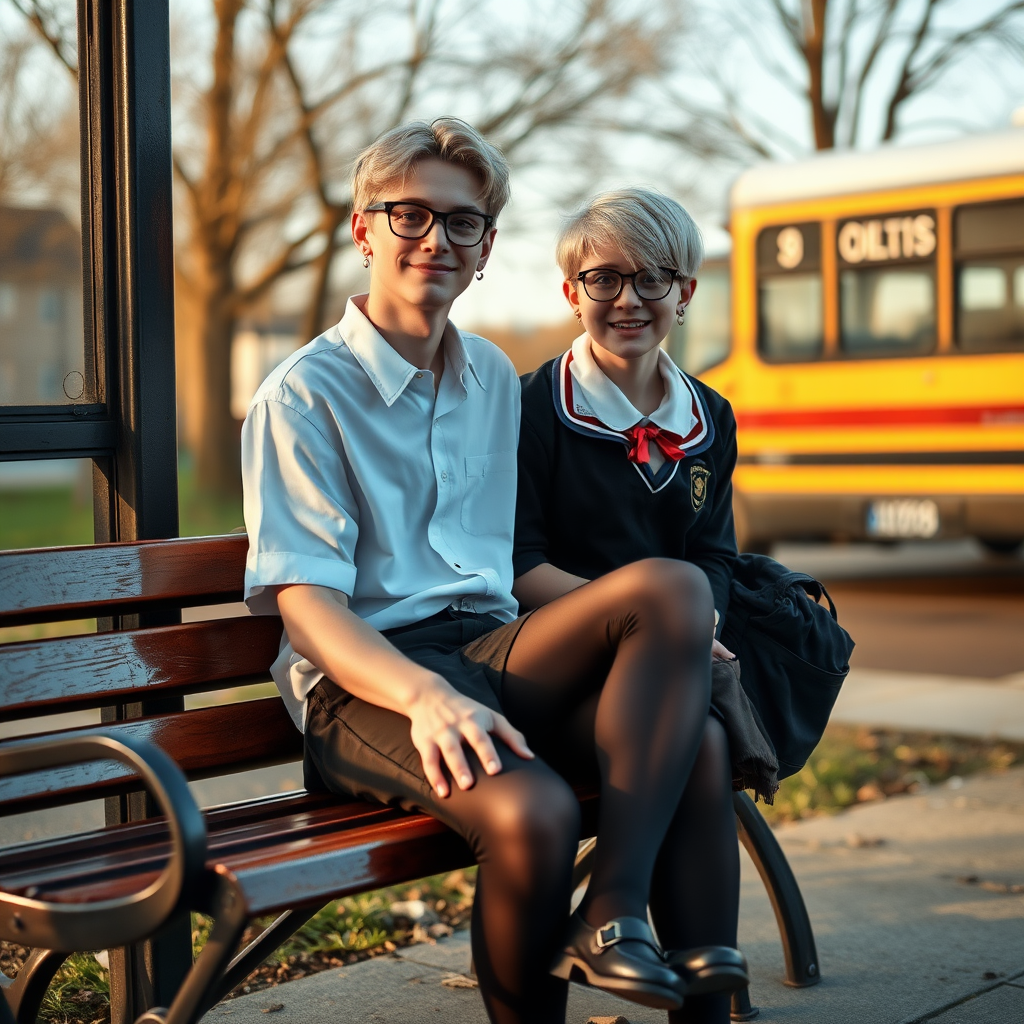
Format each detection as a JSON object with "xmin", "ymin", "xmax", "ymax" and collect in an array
[{"xmin": 9, "ymin": 0, "xmax": 77, "ymax": 78}]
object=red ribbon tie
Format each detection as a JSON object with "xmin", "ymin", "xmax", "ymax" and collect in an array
[{"xmin": 625, "ymin": 423, "xmax": 686, "ymax": 465}]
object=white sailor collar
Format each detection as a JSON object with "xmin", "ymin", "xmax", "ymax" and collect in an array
[
  {"xmin": 339, "ymin": 295, "xmax": 482, "ymax": 408},
  {"xmin": 555, "ymin": 331, "xmax": 713, "ymax": 441},
  {"xmin": 567, "ymin": 334, "xmax": 702, "ymax": 439}
]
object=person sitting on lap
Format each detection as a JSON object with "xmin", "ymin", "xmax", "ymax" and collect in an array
[
  {"xmin": 243, "ymin": 122, "xmax": 738, "ymax": 1024},
  {"xmin": 513, "ymin": 187, "xmax": 753, "ymax": 1024}
]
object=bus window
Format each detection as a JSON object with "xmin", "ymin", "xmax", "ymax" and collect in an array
[
  {"xmin": 756, "ymin": 223, "xmax": 822, "ymax": 360},
  {"xmin": 665, "ymin": 258, "xmax": 730, "ymax": 374},
  {"xmin": 840, "ymin": 266, "xmax": 935, "ymax": 355},
  {"xmin": 837, "ymin": 210, "xmax": 936, "ymax": 356},
  {"xmin": 955, "ymin": 200, "xmax": 1024, "ymax": 352}
]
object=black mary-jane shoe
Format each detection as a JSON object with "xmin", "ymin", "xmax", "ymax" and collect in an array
[
  {"xmin": 550, "ymin": 913, "xmax": 683, "ymax": 1010},
  {"xmin": 664, "ymin": 945, "xmax": 750, "ymax": 998}
]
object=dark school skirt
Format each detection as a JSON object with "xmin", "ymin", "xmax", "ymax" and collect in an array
[{"xmin": 303, "ymin": 607, "xmax": 531, "ymax": 815}]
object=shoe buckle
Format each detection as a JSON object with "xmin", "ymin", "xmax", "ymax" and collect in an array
[{"xmin": 595, "ymin": 921, "xmax": 623, "ymax": 949}]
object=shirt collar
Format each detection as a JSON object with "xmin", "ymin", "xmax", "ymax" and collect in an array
[
  {"xmin": 568, "ymin": 334, "xmax": 697, "ymax": 438},
  {"xmin": 337, "ymin": 295, "xmax": 483, "ymax": 407}
]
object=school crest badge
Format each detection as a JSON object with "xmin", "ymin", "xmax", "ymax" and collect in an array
[{"xmin": 690, "ymin": 464, "xmax": 710, "ymax": 512}]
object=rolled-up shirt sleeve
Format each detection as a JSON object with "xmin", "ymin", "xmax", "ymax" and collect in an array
[{"xmin": 242, "ymin": 397, "xmax": 360, "ymax": 614}]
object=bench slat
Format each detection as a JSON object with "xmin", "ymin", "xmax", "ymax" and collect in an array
[
  {"xmin": 0, "ymin": 616, "xmax": 283, "ymax": 721},
  {"xmin": 0, "ymin": 699, "xmax": 301, "ymax": 815},
  {"xmin": 0, "ymin": 787, "xmax": 600, "ymax": 915},
  {"xmin": 0, "ymin": 534, "xmax": 248, "ymax": 626}
]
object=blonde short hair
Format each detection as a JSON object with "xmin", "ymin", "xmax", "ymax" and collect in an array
[
  {"xmin": 556, "ymin": 188, "xmax": 704, "ymax": 281},
  {"xmin": 351, "ymin": 118, "xmax": 511, "ymax": 218}
]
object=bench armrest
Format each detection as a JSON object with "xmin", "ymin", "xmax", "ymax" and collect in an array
[{"xmin": 0, "ymin": 732, "xmax": 208, "ymax": 952}]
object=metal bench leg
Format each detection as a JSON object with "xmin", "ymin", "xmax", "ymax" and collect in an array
[
  {"xmin": 730, "ymin": 984, "xmax": 760, "ymax": 1020},
  {"xmin": 137, "ymin": 872, "xmax": 248, "ymax": 1024},
  {"xmin": 0, "ymin": 948, "xmax": 68, "ymax": 1024},
  {"xmin": 733, "ymin": 791, "xmax": 820, "ymax": 987},
  {"xmin": 202, "ymin": 905, "xmax": 323, "ymax": 1013}
]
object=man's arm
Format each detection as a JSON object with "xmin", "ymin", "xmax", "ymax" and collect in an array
[{"xmin": 276, "ymin": 584, "xmax": 533, "ymax": 798}]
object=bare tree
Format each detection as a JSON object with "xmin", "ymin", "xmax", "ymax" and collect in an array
[
  {"xmin": 15, "ymin": 0, "xmax": 678, "ymax": 495},
  {"xmin": 0, "ymin": 24, "xmax": 78, "ymax": 211},
  {"xmin": 169, "ymin": 0, "xmax": 681, "ymax": 495},
  {"xmin": 642, "ymin": 0, "xmax": 1024, "ymax": 160}
]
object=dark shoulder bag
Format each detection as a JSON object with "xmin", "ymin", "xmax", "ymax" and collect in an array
[{"xmin": 721, "ymin": 553, "xmax": 855, "ymax": 779}]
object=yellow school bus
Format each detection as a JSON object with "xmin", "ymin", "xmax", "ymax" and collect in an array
[{"xmin": 667, "ymin": 129, "xmax": 1024, "ymax": 552}]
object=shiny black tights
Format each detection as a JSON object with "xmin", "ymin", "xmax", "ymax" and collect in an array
[{"xmin": 423, "ymin": 559, "xmax": 738, "ymax": 1023}]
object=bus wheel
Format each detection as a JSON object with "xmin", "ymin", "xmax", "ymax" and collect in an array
[{"xmin": 978, "ymin": 537, "xmax": 1024, "ymax": 556}]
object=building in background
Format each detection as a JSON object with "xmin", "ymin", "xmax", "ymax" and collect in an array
[
  {"xmin": 230, "ymin": 317, "xmax": 303, "ymax": 421},
  {"xmin": 0, "ymin": 206, "xmax": 84, "ymax": 408}
]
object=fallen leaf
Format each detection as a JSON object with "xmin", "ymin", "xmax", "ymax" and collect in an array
[
  {"xmin": 261, "ymin": 1004, "xmax": 284, "ymax": 1014},
  {"xmin": 440, "ymin": 973, "xmax": 478, "ymax": 989}
]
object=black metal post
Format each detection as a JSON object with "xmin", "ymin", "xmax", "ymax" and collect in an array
[{"xmin": 78, "ymin": 0, "xmax": 188, "ymax": 1019}]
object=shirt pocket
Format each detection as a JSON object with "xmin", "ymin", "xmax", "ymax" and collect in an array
[{"xmin": 461, "ymin": 451, "xmax": 516, "ymax": 536}]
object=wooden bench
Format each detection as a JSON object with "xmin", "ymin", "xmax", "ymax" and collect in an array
[{"xmin": 0, "ymin": 534, "xmax": 818, "ymax": 1024}]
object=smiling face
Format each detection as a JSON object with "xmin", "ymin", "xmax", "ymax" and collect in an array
[
  {"xmin": 564, "ymin": 241, "xmax": 695, "ymax": 365},
  {"xmin": 352, "ymin": 157, "xmax": 495, "ymax": 317}
]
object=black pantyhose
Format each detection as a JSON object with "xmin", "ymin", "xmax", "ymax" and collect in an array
[
  {"xmin": 652, "ymin": 716, "xmax": 740, "ymax": 1024},
  {"xmin": 504, "ymin": 558, "xmax": 716, "ymax": 932},
  {"xmin": 404, "ymin": 558, "xmax": 736, "ymax": 1024},
  {"xmin": 417, "ymin": 751, "xmax": 579, "ymax": 1024}
]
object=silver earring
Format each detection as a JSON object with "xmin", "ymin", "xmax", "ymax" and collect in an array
[
  {"xmin": 475, "ymin": 270, "xmax": 484, "ymax": 281},
  {"xmin": 676, "ymin": 309, "xmax": 685, "ymax": 325},
  {"xmin": 362, "ymin": 254, "xmax": 370, "ymax": 268}
]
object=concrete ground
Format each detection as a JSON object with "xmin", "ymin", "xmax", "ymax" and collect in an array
[{"xmin": 202, "ymin": 765, "xmax": 1024, "ymax": 1024}]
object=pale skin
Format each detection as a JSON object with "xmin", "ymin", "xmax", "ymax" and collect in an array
[
  {"xmin": 512, "ymin": 241, "xmax": 735, "ymax": 659},
  {"xmin": 276, "ymin": 158, "xmax": 534, "ymax": 800}
]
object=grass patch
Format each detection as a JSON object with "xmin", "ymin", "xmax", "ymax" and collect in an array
[
  {"xmin": 758, "ymin": 724, "xmax": 1024, "ymax": 824},
  {"xmin": 177, "ymin": 458, "xmax": 244, "ymax": 537},
  {"xmin": 0, "ymin": 459, "xmax": 243, "ymax": 554},
  {"xmin": 1, "ymin": 870, "xmax": 476, "ymax": 1024},
  {"xmin": 0, "ymin": 947, "xmax": 109, "ymax": 1024},
  {"xmin": 0, "ymin": 487, "xmax": 93, "ymax": 550}
]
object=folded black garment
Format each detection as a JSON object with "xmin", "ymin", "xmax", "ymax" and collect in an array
[{"xmin": 711, "ymin": 657, "xmax": 779, "ymax": 805}]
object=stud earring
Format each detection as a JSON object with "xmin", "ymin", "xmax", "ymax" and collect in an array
[
  {"xmin": 676, "ymin": 309, "xmax": 685, "ymax": 325},
  {"xmin": 475, "ymin": 270, "xmax": 484, "ymax": 281},
  {"xmin": 362, "ymin": 253, "xmax": 370, "ymax": 268}
]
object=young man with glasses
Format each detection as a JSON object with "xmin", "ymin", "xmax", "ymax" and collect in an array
[{"xmin": 243, "ymin": 126, "xmax": 730, "ymax": 1022}]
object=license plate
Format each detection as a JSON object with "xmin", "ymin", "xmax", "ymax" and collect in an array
[{"xmin": 866, "ymin": 499, "xmax": 940, "ymax": 539}]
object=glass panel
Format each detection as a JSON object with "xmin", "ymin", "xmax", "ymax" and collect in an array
[
  {"xmin": 0, "ymin": 458, "xmax": 93, "ymax": 549},
  {"xmin": 957, "ymin": 259, "xmax": 1024, "ymax": 352},
  {"xmin": 840, "ymin": 267, "xmax": 935, "ymax": 355},
  {"xmin": 961, "ymin": 267, "xmax": 1006, "ymax": 310},
  {"xmin": 758, "ymin": 274, "xmax": 823, "ymax": 360},
  {"xmin": 665, "ymin": 264, "xmax": 731, "ymax": 375},
  {"xmin": 955, "ymin": 200, "xmax": 1024, "ymax": 258},
  {"xmin": 0, "ymin": 4, "xmax": 90, "ymax": 408}
]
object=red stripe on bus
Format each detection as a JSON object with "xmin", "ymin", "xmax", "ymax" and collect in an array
[{"xmin": 735, "ymin": 405, "xmax": 1024, "ymax": 429}]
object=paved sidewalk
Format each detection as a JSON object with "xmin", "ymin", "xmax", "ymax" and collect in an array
[
  {"xmin": 204, "ymin": 766, "xmax": 1024, "ymax": 1024},
  {"xmin": 832, "ymin": 667, "xmax": 1024, "ymax": 741}
]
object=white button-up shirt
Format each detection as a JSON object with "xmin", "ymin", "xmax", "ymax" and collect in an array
[{"xmin": 242, "ymin": 296, "xmax": 520, "ymax": 729}]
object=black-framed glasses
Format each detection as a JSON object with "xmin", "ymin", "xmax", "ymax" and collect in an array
[
  {"xmin": 576, "ymin": 266, "xmax": 680, "ymax": 302},
  {"xmin": 364, "ymin": 201, "xmax": 493, "ymax": 246}
]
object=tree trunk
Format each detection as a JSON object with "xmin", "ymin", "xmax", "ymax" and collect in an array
[
  {"xmin": 300, "ymin": 207, "xmax": 347, "ymax": 343},
  {"xmin": 189, "ymin": 250, "xmax": 240, "ymax": 497},
  {"xmin": 805, "ymin": 0, "xmax": 835, "ymax": 150}
]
